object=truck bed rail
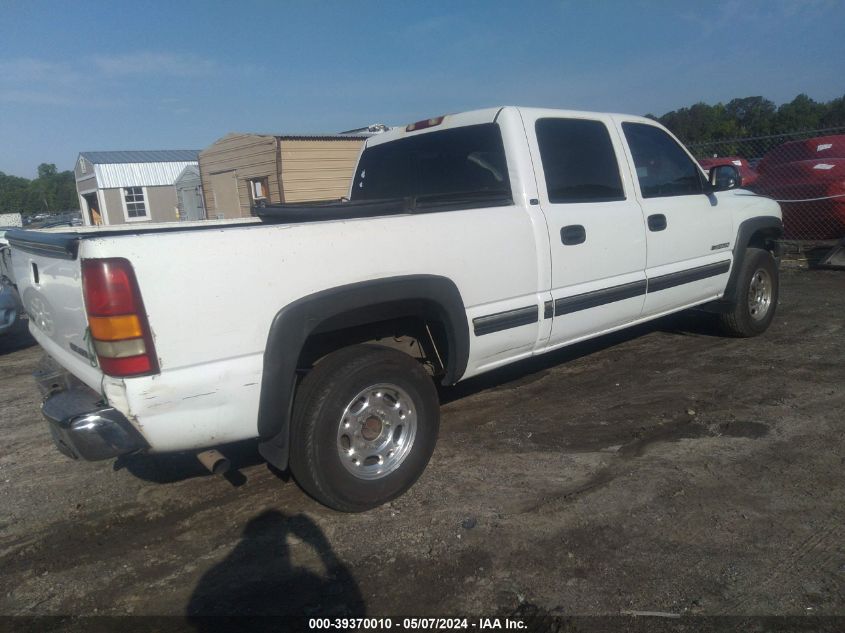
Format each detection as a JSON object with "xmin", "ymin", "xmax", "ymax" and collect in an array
[
  {"xmin": 6, "ymin": 192, "xmax": 514, "ymax": 259},
  {"xmin": 256, "ymin": 191, "xmax": 513, "ymax": 223},
  {"xmin": 6, "ymin": 229, "xmax": 80, "ymax": 260}
]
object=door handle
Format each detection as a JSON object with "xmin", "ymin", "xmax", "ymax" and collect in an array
[
  {"xmin": 560, "ymin": 225, "xmax": 586, "ymax": 245},
  {"xmin": 648, "ymin": 214, "xmax": 667, "ymax": 231}
]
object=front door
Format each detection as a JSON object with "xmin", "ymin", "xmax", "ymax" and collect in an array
[
  {"xmin": 617, "ymin": 120, "xmax": 734, "ymax": 317},
  {"xmin": 521, "ymin": 111, "xmax": 648, "ymax": 349}
]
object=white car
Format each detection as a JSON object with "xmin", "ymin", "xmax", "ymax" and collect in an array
[{"xmin": 8, "ymin": 107, "xmax": 782, "ymax": 511}]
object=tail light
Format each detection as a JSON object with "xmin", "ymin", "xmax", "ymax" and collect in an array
[{"xmin": 81, "ymin": 258, "xmax": 159, "ymax": 377}]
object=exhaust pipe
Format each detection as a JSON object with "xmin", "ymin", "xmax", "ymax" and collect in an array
[{"xmin": 197, "ymin": 449, "xmax": 230, "ymax": 475}]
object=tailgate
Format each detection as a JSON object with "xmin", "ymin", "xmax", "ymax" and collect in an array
[{"xmin": 6, "ymin": 230, "xmax": 102, "ymax": 387}]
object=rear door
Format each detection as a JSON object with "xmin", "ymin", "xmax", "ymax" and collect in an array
[
  {"xmin": 617, "ymin": 120, "xmax": 733, "ymax": 316},
  {"xmin": 521, "ymin": 110, "xmax": 648, "ymax": 348}
]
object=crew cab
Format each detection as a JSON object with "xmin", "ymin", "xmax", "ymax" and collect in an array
[{"xmin": 7, "ymin": 107, "xmax": 782, "ymax": 511}]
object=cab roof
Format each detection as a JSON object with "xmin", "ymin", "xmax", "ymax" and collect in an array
[{"xmin": 365, "ymin": 106, "xmax": 659, "ymax": 148}]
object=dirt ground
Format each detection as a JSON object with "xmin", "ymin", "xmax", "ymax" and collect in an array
[{"xmin": 1, "ymin": 268, "xmax": 843, "ymax": 626}]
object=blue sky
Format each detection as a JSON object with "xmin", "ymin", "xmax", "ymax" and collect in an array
[{"xmin": 1, "ymin": 0, "xmax": 843, "ymax": 178}]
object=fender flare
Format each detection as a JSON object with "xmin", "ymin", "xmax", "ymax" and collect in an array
[
  {"xmin": 257, "ymin": 274, "xmax": 469, "ymax": 470},
  {"xmin": 722, "ymin": 216, "xmax": 783, "ymax": 304}
]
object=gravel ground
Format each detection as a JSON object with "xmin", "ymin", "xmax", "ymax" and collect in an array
[{"xmin": 0, "ymin": 268, "xmax": 843, "ymax": 625}]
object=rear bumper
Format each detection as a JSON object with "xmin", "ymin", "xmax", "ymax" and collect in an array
[{"xmin": 35, "ymin": 358, "xmax": 148, "ymax": 461}]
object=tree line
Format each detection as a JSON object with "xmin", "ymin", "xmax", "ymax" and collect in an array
[
  {"xmin": 651, "ymin": 93, "xmax": 845, "ymax": 145},
  {"xmin": 0, "ymin": 163, "xmax": 79, "ymax": 216}
]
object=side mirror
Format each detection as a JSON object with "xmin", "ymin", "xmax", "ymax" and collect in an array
[{"xmin": 708, "ymin": 164, "xmax": 742, "ymax": 191}]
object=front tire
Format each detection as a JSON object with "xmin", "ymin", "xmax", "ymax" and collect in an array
[
  {"xmin": 289, "ymin": 344, "xmax": 440, "ymax": 512},
  {"xmin": 718, "ymin": 247, "xmax": 779, "ymax": 337}
]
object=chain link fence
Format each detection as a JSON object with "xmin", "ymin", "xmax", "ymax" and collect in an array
[{"xmin": 686, "ymin": 127, "xmax": 845, "ymax": 249}]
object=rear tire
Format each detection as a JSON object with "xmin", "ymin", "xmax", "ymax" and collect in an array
[
  {"xmin": 718, "ymin": 247, "xmax": 779, "ymax": 337},
  {"xmin": 289, "ymin": 344, "xmax": 439, "ymax": 512}
]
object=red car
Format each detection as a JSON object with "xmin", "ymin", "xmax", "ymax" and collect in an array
[
  {"xmin": 698, "ymin": 156, "xmax": 758, "ymax": 187},
  {"xmin": 752, "ymin": 135, "xmax": 845, "ymax": 240},
  {"xmin": 755, "ymin": 134, "xmax": 845, "ymax": 175}
]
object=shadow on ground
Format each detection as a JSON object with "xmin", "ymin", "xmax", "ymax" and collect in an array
[
  {"xmin": 440, "ymin": 310, "xmax": 725, "ymax": 405},
  {"xmin": 115, "ymin": 439, "xmax": 267, "ymax": 486},
  {"xmin": 186, "ymin": 510, "xmax": 365, "ymax": 629}
]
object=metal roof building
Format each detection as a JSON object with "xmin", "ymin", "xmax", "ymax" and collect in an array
[{"xmin": 75, "ymin": 150, "xmax": 200, "ymax": 226}]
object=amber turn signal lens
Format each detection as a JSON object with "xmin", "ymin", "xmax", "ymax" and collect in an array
[{"xmin": 88, "ymin": 315, "xmax": 143, "ymax": 341}]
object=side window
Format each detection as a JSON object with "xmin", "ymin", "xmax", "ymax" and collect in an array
[
  {"xmin": 622, "ymin": 122, "xmax": 703, "ymax": 198},
  {"xmin": 535, "ymin": 118, "xmax": 625, "ymax": 203}
]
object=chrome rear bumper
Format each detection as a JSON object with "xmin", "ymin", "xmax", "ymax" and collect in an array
[{"xmin": 36, "ymin": 357, "xmax": 148, "ymax": 461}]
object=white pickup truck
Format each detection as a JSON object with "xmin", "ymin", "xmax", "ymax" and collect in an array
[{"xmin": 8, "ymin": 107, "xmax": 782, "ymax": 511}]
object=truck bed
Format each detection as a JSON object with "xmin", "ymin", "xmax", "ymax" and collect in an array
[{"xmin": 6, "ymin": 191, "xmax": 513, "ymax": 260}]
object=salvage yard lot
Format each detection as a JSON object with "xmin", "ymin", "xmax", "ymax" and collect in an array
[{"xmin": 0, "ymin": 268, "xmax": 843, "ymax": 618}]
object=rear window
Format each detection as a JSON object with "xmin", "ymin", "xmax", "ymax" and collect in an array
[
  {"xmin": 351, "ymin": 123, "xmax": 511, "ymax": 201},
  {"xmin": 535, "ymin": 118, "xmax": 625, "ymax": 203}
]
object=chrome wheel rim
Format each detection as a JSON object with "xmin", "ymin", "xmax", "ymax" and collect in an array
[
  {"xmin": 336, "ymin": 383, "xmax": 418, "ymax": 480},
  {"xmin": 748, "ymin": 268, "xmax": 772, "ymax": 321}
]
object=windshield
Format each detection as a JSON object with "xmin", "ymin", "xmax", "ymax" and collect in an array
[{"xmin": 350, "ymin": 123, "xmax": 511, "ymax": 201}]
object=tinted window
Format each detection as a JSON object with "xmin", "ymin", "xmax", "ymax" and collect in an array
[
  {"xmin": 535, "ymin": 118, "xmax": 625, "ymax": 203},
  {"xmin": 622, "ymin": 122, "xmax": 703, "ymax": 198},
  {"xmin": 350, "ymin": 123, "xmax": 510, "ymax": 201}
]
